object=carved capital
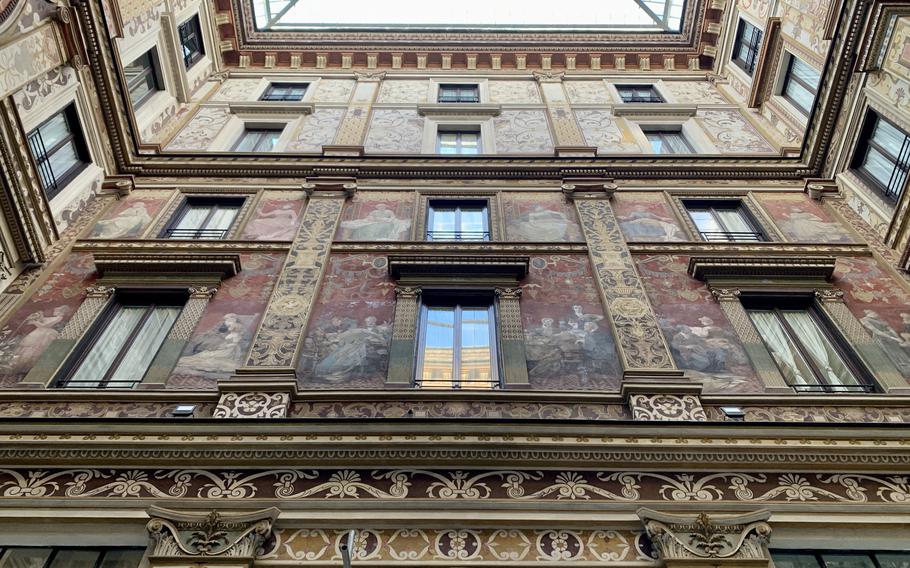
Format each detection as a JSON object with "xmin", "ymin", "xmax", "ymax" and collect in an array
[
  {"xmin": 188, "ymin": 286, "xmax": 219, "ymax": 299},
  {"xmin": 562, "ymin": 177, "xmax": 617, "ymax": 201},
  {"xmin": 85, "ymin": 285, "xmax": 116, "ymax": 298},
  {"xmin": 638, "ymin": 508, "xmax": 772, "ymax": 564},
  {"xmin": 394, "ymin": 286, "xmax": 422, "ymax": 299},
  {"xmin": 533, "ymin": 70, "xmax": 564, "ymax": 83},
  {"xmin": 146, "ymin": 506, "xmax": 279, "ymax": 561},
  {"xmin": 303, "ymin": 177, "xmax": 357, "ymax": 198},
  {"xmin": 354, "ymin": 70, "xmax": 387, "ymax": 81},
  {"xmin": 815, "ymin": 289, "xmax": 845, "ymax": 303},
  {"xmin": 494, "ymin": 287, "xmax": 522, "ymax": 300},
  {"xmin": 101, "ymin": 175, "xmax": 135, "ymax": 197},
  {"xmin": 710, "ymin": 287, "xmax": 741, "ymax": 302},
  {"xmin": 804, "ymin": 178, "xmax": 839, "ymax": 200}
]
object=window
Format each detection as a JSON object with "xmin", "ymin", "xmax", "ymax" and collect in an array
[
  {"xmin": 163, "ymin": 196, "xmax": 245, "ymax": 239},
  {"xmin": 178, "ymin": 14, "xmax": 205, "ymax": 69},
  {"xmin": 123, "ymin": 50, "xmax": 161, "ymax": 107},
  {"xmin": 616, "ymin": 84, "xmax": 664, "ymax": 103},
  {"xmin": 26, "ymin": 104, "xmax": 90, "ymax": 200},
  {"xmin": 232, "ymin": 127, "xmax": 283, "ymax": 152},
  {"xmin": 436, "ymin": 128, "xmax": 481, "ymax": 155},
  {"xmin": 781, "ymin": 56, "xmax": 821, "ymax": 115},
  {"xmin": 438, "ymin": 84, "xmax": 480, "ymax": 103},
  {"xmin": 684, "ymin": 200, "xmax": 765, "ymax": 241},
  {"xmin": 427, "ymin": 199, "xmax": 490, "ymax": 241},
  {"xmin": 732, "ymin": 18, "xmax": 763, "ymax": 75},
  {"xmin": 260, "ymin": 82, "xmax": 309, "ymax": 101},
  {"xmin": 646, "ymin": 130, "xmax": 693, "ymax": 154},
  {"xmin": 57, "ymin": 291, "xmax": 186, "ymax": 389},
  {"xmin": 416, "ymin": 295, "xmax": 499, "ymax": 389},
  {"xmin": 744, "ymin": 295, "xmax": 874, "ymax": 393},
  {"xmin": 851, "ymin": 110, "xmax": 910, "ymax": 201},
  {"xmin": 0, "ymin": 547, "xmax": 145, "ymax": 568},
  {"xmin": 772, "ymin": 550, "xmax": 910, "ymax": 568}
]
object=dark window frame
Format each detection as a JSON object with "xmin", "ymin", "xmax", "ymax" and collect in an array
[
  {"xmin": 178, "ymin": 14, "xmax": 205, "ymax": 69},
  {"xmin": 732, "ymin": 18, "xmax": 763, "ymax": 75},
  {"xmin": 161, "ymin": 195, "xmax": 247, "ymax": 239},
  {"xmin": 850, "ymin": 110, "xmax": 910, "ymax": 202},
  {"xmin": 645, "ymin": 129, "xmax": 694, "ymax": 155},
  {"xmin": 231, "ymin": 126, "xmax": 285, "ymax": 152},
  {"xmin": 26, "ymin": 104, "xmax": 91, "ymax": 200},
  {"xmin": 260, "ymin": 82, "xmax": 309, "ymax": 101},
  {"xmin": 124, "ymin": 49, "xmax": 163, "ymax": 108},
  {"xmin": 741, "ymin": 293, "xmax": 877, "ymax": 393},
  {"xmin": 426, "ymin": 198, "xmax": 491, "ymax": 241},
  {"xmin": 780, "ymin": 55, "xmax": 820, "ymax": 116},
  {"xmin": 616, "ymin": 84, "xmax": 665, "ymax": 103},
  {"xmin": 682, "ymin": 198, "xmax": 766, "ymax": 242},
  {"xmin": 414, "ymin": 291, "xmax": 501, "ymax": 390},
  {"xmin": 55, "ymin": 289, "xmax": 187, "ymax": 389},
  {"xmin": 771, "ymin": 549, "xmax": 910, "ymax": 568},
  {"xmin": 437, "ymin": 83, "xmax": 481, "ymax": 103}
]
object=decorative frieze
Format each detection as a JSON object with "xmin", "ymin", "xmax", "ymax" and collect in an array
[
  {"xmin": 627, "ymin": 394, "xmax": 707, "ymax": 422},
  {"xmin": 213, "ymin": 391, "xmax": 292, "ymax": 419}
]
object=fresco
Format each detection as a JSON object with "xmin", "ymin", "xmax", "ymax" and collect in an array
[
  {"xmin": 636, "ymin": 255, "xmax": 763, "ymax": 393},
  {"xmin": 87, "ymin": 190, "xmax": 173, "ymax": 239},
  {"xmin": 834, "ymin": 257, "xmax": 910, "ymax": 380},
  {"xmin": 168, "ymin": 253, "xmax": 285, "ymax": 388},
  {"xmin": 521, "ymin": 255, "xmax": 621, "ymax": 390},
  {"xmin": 239, "ymin": 191, "xmax": 306, "ymax": 241},
  {"xmin": 0, "ymin": 253, "xmax": 97, "ymax": 386},
  {"xmin": 502, "ymin": 192, "xmax": 583, "ymax": 242},
  {"xmin": 755, "ymin": 193, "xmax": 855, "ymax": 243},
  {"xmin": 336, "ymin": 192, "xmax": 414, "ymax": 241},
  {"xmin": 612, "ymin": 193, "xmax": 687, "ymax": 242},
  {"xmin": 297, "ymin": 254, "xmax": 396, "ymax": 388}
]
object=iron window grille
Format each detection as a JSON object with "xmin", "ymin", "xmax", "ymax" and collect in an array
[
  {"xmin": 851, "ymin": 110, "xmax": 910, "ymax": 202},
  {"xmin": 683, "ymin": 200, "xmax": 766, "ymax": 242},
  {"xmin": 438, "ymin": 84, "xmax": 480, "ymax": 103},
  {"xmin": 26, "ymin": 104, "xmax": 90, "ymax": 200},
  {"xmin": 260, "ymin": 82, "xmax": 309, "ymax": 101},
  {"xmin": 426, "ymin": 199, "xmax": 490, "ymax": 241},
  {"xmin": 162, "ymin": 196, "xmax": 245, "ymax": 240},
  {"xmin": 178, "ymin": 14, "xmax": 205, "ymax": 69},
  {"xmin": 781, "ymin": 56, "xmax": 821, "ymax": 116},
  {"xmin": 616, "ymin": 84, "xmax": 664, "ymax": 103},
  {"xmin": 732, "ymin": 18, "xmax": 763, "ymax": 75}
]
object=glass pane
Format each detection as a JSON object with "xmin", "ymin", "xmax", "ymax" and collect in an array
[
  {"xmin": 253, "ymin": 130, "xmax": 281, "ymax": 152},
  {"xmin": 785, "ymin": 80, "xmax": 815, "ymax": 113},
  {"xmin": 171, "ymin": 204, "xmax": 212, "ymax": 238},
  {"xmin": 782, "ymin": 311, "xmax": 861, "ymax": 389},
  {"xmin": 459, "ymin": 132, "xmax": 480, "ymax": 154},
  {"xmin": 715, "ymin": 207, "xmax": 756, "ymax": 236},
  {"xmin": 877, "ymin": 554, "xmax": 910, "ymax": 568},
  {"xmin": 688, "ymin": 209, "xmax": 724, "ymax": 235},
  {"xmin": 647, "ymin": 132, "xmax": 667, "ymax": 154},
  {"xmin": 233, "ymin": 131, "xmax": 260, "ymax": 152},
  {"xmin": 429, "ymin": 207, "xmax": 456, "ymax": 238},
  {"xmin": 861, "ymin": 147, "xmax": 898, "ymax": 186},
  {"xmin": 772, "ymin": 553, "xmax": 822, "ymax": 568},
  {"xmin": 420, "ymin": 306, "xmax": 455, "ymax": 388},
  {"xmin": 437, "ymin": 132, "xmax": 459, "ymax": 154},
  {"xmin": 98, "ymin": 550, "xmax": 144, "ymax": 568},
  {"xmin": 0, "ymin": 548, "xmax": 52, "ymax": 568},
  {"xmin": 460, "ymin": 307, "xmax": 494, "ymax": 389},
  {"xmin": 203, "ymin": 205, "xmax": 241, "ymax": 234},
  {"xmin": 459, "ymin": 208, "xmax": 486, "ymax": 239},
  {"xmin": 790, "ymin": 57, "xmax": 820, "ymax": 87},
  {"xmin": 749, "ymin": 310, "xmax": 819, "ymax": 387},
  {"xmin": 820, "ymin": 555, "xmax": 877, "ymax": 568},
  {"xmin": 663, "ymin": 132, "xmax": 691, "ymax": 154},
  {"xmin": 47, "ymin": 142, "xmax": 81, "ymax": 179},
  {"xmin": 872, "ymin": 119, "xmax": 906, "ymax": 158},
  {"xmin": 48, "ymin": 550, "xmax": 101, "ymax": 568},
  {"xmin": 108, "ymin": 306, "xmax": 181, "ymax": 386},
  {"xmin": 66, "ymin": 307, "xmax": 146, "ymax": 388},
  {"xmin": 38, "ymin": 113, "xmax": 71, "ymax": 149}
]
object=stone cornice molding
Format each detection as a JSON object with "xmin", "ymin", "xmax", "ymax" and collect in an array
[
  {"xmin": 91, "ymin": 253, "xmax": 242, "ymax": 279},
  {"xmin": 228, "ymin": 101, "xmax": 315, "ymax": 116},
  {"xmin": 687, "ymin": 256, "xmax": 837, "ymax": 281},
  {"xmin": 416, "ymin": 103, "xmax": 502, "ymax": 117},
  {"xmin": 387, "ymin": 254, "xmax": 530, "ymax": 280},
  {"xmin": 627, "ymin": 242, "xmax": 870, "ymax": 256},
  {"xmin": 333, "ymin": 242, "xmax": 587, "ymax": 254},
  {"xmin": 74, "ymin": 240, "xmax": 294, "ymax": 253},
  {"xmin": 611, "ymin": 103, "xmax": 698, "ymax": 120}
]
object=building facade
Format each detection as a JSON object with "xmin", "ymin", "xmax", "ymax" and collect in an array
[{"xmin": 0, "ymin": 0, "xmax": 909, "ymax": 565}]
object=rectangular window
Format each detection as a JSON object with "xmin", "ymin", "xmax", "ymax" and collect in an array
[
  {"xmin": 732, "ymin": 18, "xmax": 763, "ymax": 75},
  {"xmin": 163, "ymin": 196, "xmax": 245, "ymax": 239},
  {"xmin": 436, "ymin": 128, "xmax": 481, "ymax": 155},
  {"xmin": 232, "ymin": 127, "xmax": 283, "ymax": 152},
  {"xmin": 58, "ymin": 291, "xmax": 186, "ymax": 389},
  {"xmin": 427, "ymin": 199, "xmax": 490, "ymax": 241},
  {"xmin": 744, "ymin": 296, "xmax": 874, "ymax": 393},
  {"xmin": 772, "ymin": 551, "xmax": 910, "ymax": 568},
  {"xmin": 438, "ymin": 84, "xmax": 480, "ymax": 103},
  {"xmin": 26, "ymin": 104, "xmax": 90, "ymax": 200},
  {"xmin": 851, "ymin": 110, "xmax": 910, "ymax": 201},
  {"xmin": 0, "ymin": 547, "xmax": 145, "ymax": 568},
  {"xmin": 123, "ymin": 50, "xmax": 161, "ymax": 107},
  {"xmin": 416, "ymin": 296, "xmax": 499, "ymax": 389},
  {"xmin": 178, "ymin": 14, "xmax": 205, "ymax": 69},
  {"xmin": 260, "ymin": 82, "xmax": 309, "ymax": 101},
  {"xmin": 781, "ymin": 56, "xmax": 821, "ymax": 115},
  {"xmin": 684, "ymin": 200, "xmax": 765, "ymax": 241},
  {"xmin": 646, "ymin": 130, "xmax": 693, "ymax": 154},
  {"xmin": 616, "ymin": 84, "xmax": 664, "ymax": 103}
]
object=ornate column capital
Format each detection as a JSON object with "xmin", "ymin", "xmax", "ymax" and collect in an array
[
  {"xmin": 710, "ymin": 287, "xmax": 741, "ymax": 302},
  {"xmin": 814, "ymin": 288, "xmax": 845, "ymax": 303},
  {"xmin": 494, "ymin": 287, "xmax": 522, "ymax": 300},
  {"xmin": 188, "ymin": 285, "xmax": 219, "ymax": 299},
  {"xmin": 562, "ymin": 177, "xmax": 617, "ymax": 201},
  {"xmin": 394, "ymin": 286, "xmax": 422, "ymax": 299},
  {"xmin": 303, "ymin": 177, "xmax": 358, "ymax": 198},
  {"xmin": 533, "ymin": 70, "xmax": 565, "ymax": 83},
  {"xmin": 85, "ymin": 285, "xmax": 116, "ymax": 298}
]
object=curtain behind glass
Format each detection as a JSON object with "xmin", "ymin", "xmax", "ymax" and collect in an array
[
  {"xmin": 108, "ymin": 307, "xmax": 181, "ymax": 386},
  {"xmin": 420, "ymin": 307, "xmax": 455, "ymax": 388},
  {"xmin": 205, "ymin": 206, "xmax": 240, "ymax": 234},
  {"xmin": 821, "ymin": 555, "xmax": 877, "ymax": 568},
  {"xmin": 172, "ymin": 205, "xmax": 212, "ymax": 238},
  {"xmin": 460, "ymin": 307, "xmax": 493, "ymax": 389},
  {"xmin": 66, "ymin": 308, "xmax": 145, "ymax": 387},
  {"xmin": 715, "ymin": 208, "xmax": 754, "ymax": 234},
  {"xmin": 782, "ymin": 311, "xmax": 860, "ymax": 389},
  {"xmin": 749, "ymin": 311, "xmax": 817, "ymax": 386}
]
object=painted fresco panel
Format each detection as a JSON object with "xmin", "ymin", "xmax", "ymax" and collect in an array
[
  {"xmin": 488, "ymin": 81, "xmax": 542, "ymax": 104},
  {"xmin": 240, "ymin": 191, "xmax": 306, "ymax": 241},
  {"xmin": 493, "ymin": 110, "xmax": 554, "ymax": 154},
  {"xmin": 612, "ymin": 193, "xmax": 687, "ymax": 242},
  {"xmin": 780, "ymin": 0, "xmax": 830, "ymax": 55},
  {"xmin": 336, "ymin": 192, "xmax": 414, "ymax": 241},
  {"xmin": 166, "ymin": 106, "xmax": 231, "ymax": 151},
  {"xmin": 695, "ymin": 110, "xmax": 776, "ymax": 154},
  {"xmin": 834, "ymin": 257, "xmax": 910, "ymax": 380},
  {"xmin": 502, "ymin": 193, "xmax": 583, "ymax": 242},
  {"xmin": 364, "ymin": 110, "xmax": 425, "ymax": 154},
  {"xmin": 755, "ymin": 193, "xmax": 855, "ymax": 243},
  {"xmin": 574, "ymin": 110, "xmax": 641, "ymax": 153},
  {"xmin": 521, "ymin": 255, "xmax": 622, "ymax": 390},
  {"xmin": 88, "ymin": 190, "xmax": 173, "ymax": 239},
  {"xmin": 297, "ymin": 255, "xmax": 395, "ymax": 388},
  {"xmin": 660, "ymin": 81, "xmax": 728, "ymax": 104},
  {"xmin": 637, "ymin": 255, "xmax": 764, "ymax": 393},
  {"xmin": 169, "ymin": 253, "xmax": 284, "ymax": 388},
  {"xmin": 285, "ymin": 108, "xmax": 345, "ymax": 152},
  {"xmin": 0, "ymin": 253, "xmax": 97, "ymax": 386}
]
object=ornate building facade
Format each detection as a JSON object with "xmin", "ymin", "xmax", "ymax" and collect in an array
[{"xmin": 0, "ymin": 0, "xmax": 908, "ymax": 565}]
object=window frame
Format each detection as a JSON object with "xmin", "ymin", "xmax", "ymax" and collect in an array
[
  {"xmin": 645, "ymin": 129, "xmax": 694, "ymax": 155},
  {"xmin": 850, "ymin": 109, "xmax": 910, "ymax": 202},
  {"xmin": 780, "ymin": 55, "xmax": 820, "ymax": 116},
  {"xmin": 732, "ymin": 17, "xmax": 763, "ymax": 76},
  {"xmin": 26, "ymin": 103, "xmax": 91, "ymax": 200},
  {"xmin": 741, "ymin": 293, "xmax": 876, "ymax": 393},
  {"xmin": 426, "ymin": 198, "xmax": 491, "ymax": 241},
  {"xmin": 260, "ymin": 82, "xmax": 310, "ymax": 102},
  {"xmin": 123, "ymin": 49, "xmax": 163, "ymax": 108},
  {"xmin": 55, "ymin": 290, "xmax": 187, "ymax": 389},
  {"xmin": 231, "ymin": 126, "xmax": 285, "ymax": 152},
  {"xmin": 178, "ymin": 14, "xmax": 205, "ymax": 69},
  {"xmin": 616, "ymin": 84, "xmax": 665, "ymax": 103},
  {"xmin": 437, "ymin": 83, "xmax": 481, "ymax": 103},
  {"xmin": 435, "ymin": 126, "xmax": 483, "ymax": 155},
  {"xmin": 771, "ymin": 549, "xmax": 910, "ymax": 568},
  {"xmin": 414, "ymin": 292, "xmax": 501, "ymax": 390},
  {"xmin": 682, "ymin": 198, "xmax": 766, "ymax": 242},
  {"xmin": 161, "ymin": 195, "xmax": 247, "ymax": 239}
]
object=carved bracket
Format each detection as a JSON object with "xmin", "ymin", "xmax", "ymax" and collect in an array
[
  {"xmin": 638, "ymin": 508, "xmax": 772, "ymax": 564},
  {"xmin": 146, "ymin": 506, "xmax": 279, "ymax": 562},
  {"xmin": 562, "ymin": 177, "xmax": 617, "ymax": 201}
]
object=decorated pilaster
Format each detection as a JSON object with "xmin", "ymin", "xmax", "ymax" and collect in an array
[
  {"xmin": 327, "ymin": 71, "xmax": 385, "ymax": 154},
  {"xmin": 534, "ymin": 71, "xmax": 596, "ymax": 157},
  {"xmin": 495, "ymin": 286, "xmax": 531, "ymax": 386},
  {"xmin": 386, "ymin": 285, "xmax": 422, "ymax": 385}
]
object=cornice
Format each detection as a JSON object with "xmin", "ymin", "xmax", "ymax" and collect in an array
[
  {"xmin": 627, "ymin": 242, "xmax": 871, "ymax": 256},
  {"xmin": 73, "ymin": 240, "xmax": 293, "ymax": 253},
  {"xmin": 332, "ymin": 242, "xmax": 587, "ymax": 254}
]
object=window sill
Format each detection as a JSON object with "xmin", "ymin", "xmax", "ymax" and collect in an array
[
  {"xmin": 612, "ymin": 103, "xmax": 697, "ymax": 120},
  {"xmin": 229, "ymin": 101, "xmax": 315, "ymax": 116},
  {"xmin": 417, "ymin": 103, "xmax": 502, "ymax": 117}
]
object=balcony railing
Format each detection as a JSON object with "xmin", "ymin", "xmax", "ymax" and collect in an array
[
  {"xmin": 437, "ymin": 94, "xmax": 481, "ymax": 103},
  {"xmin": 414, "ymin": 378, "xmax": 501, "ymax": 390},
  {"xmin": 60, "ymin": 379, "xmax": 141, "ymax": 389},
  {"xmin": 426, "ymin": 231, "xmax": 490, "ymax": 241},
  {"xmin": 164, "ymin": 228, "xmax": 229, "ymax": 239},
  {"xmin": 699, "ymin": 231, "xmax": 765, "ymax": 242},
  {"xmin": 620, "ymin": 95, "xmax": 664, "ymax": 103},
  {"xmin": 791, "ymin": 383, "xmax": 876, "ymax": 393}
]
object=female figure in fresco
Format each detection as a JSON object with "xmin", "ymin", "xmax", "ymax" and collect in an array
[
  {"xmin": 11, "ymin": 306, "xmax": 70, "ymax": 371},
  {"xmin": 243, "ymin": 203, "xmax": 299, "ymax": 240},
  {"xmin": 176, "ymin": 313, "xmax": 249, "ymax": 376},
  {"xmin": 339, "ymin": 204, "xmax": 411, "ymax": 240},
  {"xmin": 91, "ymin": 201, "xmax": 151, "ymax": 238},
  {"xmin": 314, "ymin": 316, "xmax": 390, "ymax": 381}
]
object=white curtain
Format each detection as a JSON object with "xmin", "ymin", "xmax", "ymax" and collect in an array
[
  {"xmin": 173, "ymin": 205, "xmax": 210, "ymax": 238},
  {"xmin": 749, "ymin": 311, "xmax": 816, "ymax": 386},
  {"xmin": 108, "ymin": 307, "xmax": 180, "ymax": 386},
  {"xmin": 715, "ymin": 208, "xmax": 753, "ymax": 234},
  {"xmin": 66, "ymin": 307, "xmax": 145, "ymax": 388},
  {"xmin": 782, "ymin": 311, "xmax": 860, "ymax": 389},
  {"xmin": 205, "ymin": 206, "xmax": 240, "ymax": 232}
]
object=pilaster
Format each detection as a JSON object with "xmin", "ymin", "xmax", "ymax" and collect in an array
[
  {"xmin": 331, "ymin": 72, "xmax": 384, "ymax": 150},
  {"xmin": 386, "ymin": 285, "xmax": 422, "ymax": 385},
  {"xmin": 495, "ymin": 286, "xmax": 530, "ymax": 386},
  {"xmin": 533, "ymin": 71, "xmax": 595, "ymax": 155}
]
